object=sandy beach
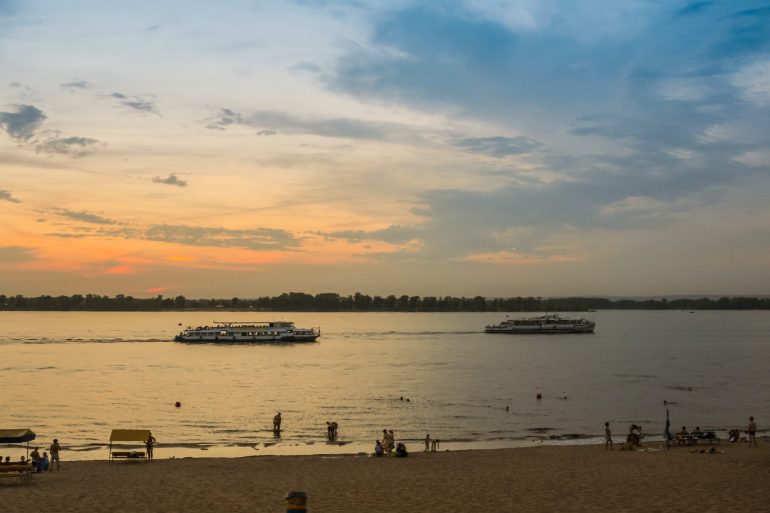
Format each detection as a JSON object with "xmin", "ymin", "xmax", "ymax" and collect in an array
[{"xmin": 3, "ymin": 443, "xmax": 769, "ymax": 512}]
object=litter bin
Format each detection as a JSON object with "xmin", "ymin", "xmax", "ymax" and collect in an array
[{"xmin": 286, "ymin": 491, "xmax": 307, "ymax": 513}]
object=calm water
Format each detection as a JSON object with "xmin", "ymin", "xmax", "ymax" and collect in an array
[{"xmin": 1, "ymin": 311, "xmax": 768, "ymax": 459}]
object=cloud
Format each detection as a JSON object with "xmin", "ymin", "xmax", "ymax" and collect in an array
[
  {"xmin": 143, "ymin": 224, "xmax": 300, "ymax": 251},
  {"xmin": 110, "ymin": 92, "xmax": 159, "ymax": 114},
  {"xmin": 0, "ymin": 189, "xmax": 20, "ymax": 203},
  {"xmin": 53, "ymin": 208, "xmax": 117, "ymax": 225},
  {"xmin": 152, "ymin": 173, "xmax": 188, "ymax": 187},
  {"xmin": 0, "ymin": 246, "xmax": 35, "ymax": 264},
  {"xmin": 731, "ymin": 58, "xmax": 770, "ymax": 106},
  {"xmin": 452, "ymin": 136, "xmax": 542, "ymax": 157},
  {"xmin": 36, "ymin": 136, "xmax": 101, "ymax": 157},
  {"xmin": 318, "ymin": 225, "xmax": 421, "ymax": 244},
  {"xmin": 61, "ymin": 80, "xmax": 92, "ymax": 91},
  {"xmin": 205, "ymin": 107, "xmax": 422, "ymax": 143},
  {"xmin": 0, "ymin": 104, "xmax": 46, "ymax": 141},
  {"xmin": 205, "ymin": 108, "xmax": 244, "ymax": 130}
]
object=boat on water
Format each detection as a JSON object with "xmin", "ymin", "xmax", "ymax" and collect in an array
[
  {"xmin": 484, "ymin": 313, "xmax": 595, "ymax": 334},
  {"xmin": 174, "ymin": 321, "xmax": 320, "ymax": 343}
]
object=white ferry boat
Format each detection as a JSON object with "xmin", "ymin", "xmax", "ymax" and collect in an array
[
  {"xmin": 174, "ymin": 321, "xmax": 320, "ymax": 343},
  {"xmin": 484, "ymin": 313, "xmax": 595, "ymax": 334}
]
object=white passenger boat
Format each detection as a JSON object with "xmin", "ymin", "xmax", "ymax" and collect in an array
[
  {"xmin": 484, "ymin": 313, "xmax": 595, "ymax": 334},
  {"xmin": 174, "ymin": 321, "xmax": 320, "ymax": 343}
]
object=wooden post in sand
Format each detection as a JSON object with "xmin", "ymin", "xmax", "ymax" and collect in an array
[{"xmin": 286, "ymin": 491, "xmax": 307, "ymax": 513}]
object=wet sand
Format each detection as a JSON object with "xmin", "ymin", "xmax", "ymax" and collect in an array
[{"xmin": 3, "ymin": 443, "xmax": 769, "ymax": 512}]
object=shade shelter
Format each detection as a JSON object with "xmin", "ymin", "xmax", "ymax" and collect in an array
[
  {"xmin": 109, "ymin": 429, "xmax": 152, "ymax": 461},
  {"xmin": 0, "ymin": 429, "xmax": 36, "ymax": 458}
]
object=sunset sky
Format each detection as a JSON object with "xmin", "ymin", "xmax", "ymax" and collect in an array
[{"xmin": 1, "ymin": 0, "xmax": 769, "ymax": 298}]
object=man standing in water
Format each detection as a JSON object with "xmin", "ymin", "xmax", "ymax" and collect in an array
[
  {"xmin": 49, "ymin": 439, "xmax": 61, "ymax": 471},
  {"xmin": 273, "ymin": 412, "xmax": 282, "ymax": 436}
]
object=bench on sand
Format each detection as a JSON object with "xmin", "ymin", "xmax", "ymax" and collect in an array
[
  {"xmin": 109, "ymin": 451, "xmax": 146, "ymax": 461},
  {"xmin": 0, "ymin": 465, "xmax": 32, "ymax": 485}
]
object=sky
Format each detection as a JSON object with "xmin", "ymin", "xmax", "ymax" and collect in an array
[{"xmin": 1, "ymin": 0, "xmax": 769, "ymax": 298}]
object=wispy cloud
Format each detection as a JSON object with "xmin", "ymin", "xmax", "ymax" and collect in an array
[
  {"xmin": 53, "ymin": 208, "xmax": 117, "ymax": 225},
  {"xmin": 0, "ymin": 246, "xmax": 35, "ymax": 264},
  {"xmin": 60, "ymin": 80, "xmax": 92, "ymax": 91},
  {"xmin": 0, "ymin": 189, "xmax": 20, "ymax": 203},
  {"xmin": 0, "ymin": 104, "xmax": 46, "ymax": 141},
  {"xmin": 452, "ymin": 136, "xmax": 542, "ymax": 157},
  {"xmin": 205, "ymin": 108, "xmax": 244, "ymax": 130},
  {"xmin": 143, "ymin": 224, "xmax": 299, "ymax": 251},
  {"xmin": 36, "ymin": 136, "xmax": 101, "ymax": 157},
  {"xmin": 110, "ymin": 92, "xmax": 159, "ymax": 114},
  {"xmin": 152, "ymin": 173, "xmax": 188, "ymax": 187}
]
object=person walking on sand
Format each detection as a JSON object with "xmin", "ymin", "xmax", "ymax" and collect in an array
[
  {"xmin": 748, "ymin": 417, "xmax": 757, "ymax": 448},
  {"xmin": 49, "ymin": 439, "xmax": 61, "ymax": 472},
  {"xmin": 273, "ymin": 412, "xmax": 282, "ymax": 436},
  {"xmin": 146, "ymin": 434, "xmax": 156, "ymax": 460},
  {"xmin": 605, "ymin": 422, "xmax": 613, "ymax": 450}
]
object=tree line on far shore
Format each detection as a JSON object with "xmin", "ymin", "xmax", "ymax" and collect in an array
[{"xmin": 1, "ymin": 293, "xmax": 769, "ymax": 312}]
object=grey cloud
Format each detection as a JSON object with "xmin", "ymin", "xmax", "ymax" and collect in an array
[
  {"xmin": 319, "ymin": 225, "xmax": 420, "ymax": 244},
  {"xmin": 0, "ymin": 189, "xmax": 19, "ymax": 203},
  {"xmin": 53, "ymin": 208, "xmax": 117, "ymax": 225},
  {"xmin": 61, "ymin": 80, "xmax": 91, "ymax": 91},
  {"xmin": 36, "ymin": 136, "xmax": 101, "ymax": 157},
  {"xmin": 110, "ymin": 92, "xmax": 158, "ymax": 114},
  {"xmin": 205, "ymin": 108, "xmax": 244, "ymax": 130},
  {"xmin": 205, "ymin": 107, "xmax": 415, "ymax": 142},
  {"xmin": 152, "ymin": 173, "xmax": 188, "ymax": 187},
  {"xmin": 453, "ymin": 136, "xmax": 542, "ymax": 157},
  {"xmin": 143, "ymin": 224, "xmax": 299, "ymax": 251},
  {"xmin": 0, "ymin": 104, "xmax": 46, "ymax": 141},
  {"xmin": 0, "ymin": 246, "xmax": 34, "ymax": 263}
]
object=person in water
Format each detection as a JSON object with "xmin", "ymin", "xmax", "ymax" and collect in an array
[{"xmin": 273, "ymin": 413, "xmax": 282, "ymax": 435}]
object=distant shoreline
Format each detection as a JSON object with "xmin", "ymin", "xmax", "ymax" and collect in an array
[{"xmin": 2, "ymin": 293, "xmax": 770, "ymax": 311}]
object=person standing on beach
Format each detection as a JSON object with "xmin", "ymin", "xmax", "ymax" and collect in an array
[
  {"xmin": 273, "ymin": 412, "xmax": 282, "ymax": 436},
  {"xmin": 387, "ymin": 430, "xmax": 395, "ymax": 455},
  {"xmin": 146, "ymin": 434, "xmax": 156, "ymax": 460},
  {"xmin": 605, "ymin": 422, "xmax": 613, "ymax": 450},
  {"xmin": 49, "ymin": 439, "xmax": 61, "ymax": 471},
  {"xmin": 424, "ymin": 433, "xmax": 431, "ymax": 452},
  {"xmin": 748, "ymin": 417, "xmax": 757, "ymax": 448}
]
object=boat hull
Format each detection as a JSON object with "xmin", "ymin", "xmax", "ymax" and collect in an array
[
  {"xmin": 484, "ymin": 326, "xmax": 594, "ymax": 334},
  {"xmin": 174, "ymin": 334, "xmax": 318, "ymax": 343}
]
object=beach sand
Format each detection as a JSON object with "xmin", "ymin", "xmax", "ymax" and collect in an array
[{"xmin": 3, "ymin": 443, "xmax": 769, "ymax": 512}]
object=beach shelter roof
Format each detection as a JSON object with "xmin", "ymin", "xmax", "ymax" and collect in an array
[
  {"xmin": 110, "ymin": 429, "xmax": 152, "ymax": 442},
  {"xmin": 0, "ymin": 429, "xmax": 36, "ymax": 444}
]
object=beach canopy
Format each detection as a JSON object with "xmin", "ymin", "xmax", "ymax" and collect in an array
[
  {"xmin": 0, "ymin": 429, "xmax": 36, "ymax": 444},
  {"xmin": 110, "ymin": 429, "xmax": 151, "ymax": 442}
]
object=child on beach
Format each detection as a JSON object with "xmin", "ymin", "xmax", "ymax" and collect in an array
[{"xmin": 605, "ymin": 422, "xmax": 613, "ymax": 450}]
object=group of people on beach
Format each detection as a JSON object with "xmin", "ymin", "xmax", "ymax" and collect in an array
[
  {"xmin": 1, "ymin": 439, "xmax": 61, "ymax": 472},
  {"xmin": 424, "ymin": 433, "xmax": 440, "ymax": 451},
  {"xmin": 374, "ymin": 429, "xmax": 407, "ymax": 457},
  {"xmin": 604, "ymin": 417, "xmax": 759, "ymax": 450}
]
